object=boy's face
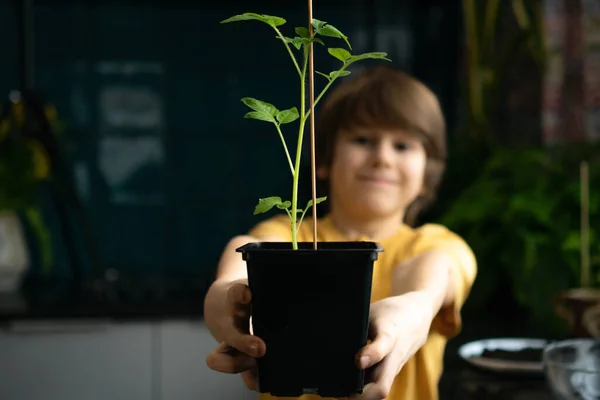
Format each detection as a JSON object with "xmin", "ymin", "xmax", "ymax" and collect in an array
[{"xmin": 319, "ymin": 127, "xmax": 426, "ymax": 222}]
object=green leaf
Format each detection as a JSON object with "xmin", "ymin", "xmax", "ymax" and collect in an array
[
  {"xmin": 295, "ymin": 26, "xmax": 325, "ymax": 46},
  {"xmin": 316, "ymin": 71, "xmax": 332, "ymax": 81},
  {"xmin": 262, "ymin": 14, "xmax": 287, "ymax": 27},
  {"xmin": 276, "ymin": 200, "xmax": 291, "ymax": 210},
  {"xmin": 241, "ymin": 97, "xmax": 279, "ymax": 116},
  {"xmin": 317, "ymin": 70, "xmax": 350, "ymax": 80},
  {"xmin": 278, "ymin": 35, "xmax": 324, "ymax": 49},
  {"xmin": 295, "ymin": 27, "xmax": 310, "ymax": 38},
  {"xmin": 307, "ymin": 37, "xmax": 325, "ymax": 46},
  {"xmin": 276, "ymin": 107, "xmax": 299, "ymax": 124},
  {"xmin": 221, "ymin": 13, "xmax": 286, "ymax": 28},
  {"xmin": 254, "ymin": 196, "xmax": 285, "ymax": 215},
  {"xmin": 318, "ymin": 24, "xmax": 351, "ymax": 49},
  {"xmin": 282, "ymin": 36, "xmax": 304, "ymax": 50},
  {"xmin": 306, "ymin": 196, "xmax": 327, "ymax": 209},
  {"xmin": 561, "ymin": 231, "xmax": 580, "ymax": 252},
  {"xmin": 244, "ymin": 111, "xmax": 275, "ymax": 123},
  {"xmin": 328, "ymin": 48, "xmax": 352, "ymax": 63},
  {"xmin": 311, "ymin": 19, "xmax": 326, "ymax": 31},
  {"xmin": 347, "ymin": 52, "xmax": 391, "ymax": 64},
  {"xmin": 242, "ymin": 97, "xmax": 278, "ymax": 123},
  {"xmin": 330, "ymin": 70, "xmax": 351, "ymax": 79},
  {"xmin": 220, "ymin": 13, "xmax": 265, "ymax": 24}
]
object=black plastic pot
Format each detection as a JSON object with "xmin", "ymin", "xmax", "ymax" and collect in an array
[{"xmin": 236, "ymin": 241, "xmax": 383, "ymax": 398}]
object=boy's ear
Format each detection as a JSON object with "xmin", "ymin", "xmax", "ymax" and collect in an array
[{"xmin": 317, "ymin": 165, "xmax": 329, "ymax": 180}]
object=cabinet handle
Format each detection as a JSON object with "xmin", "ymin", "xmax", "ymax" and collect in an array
[{"xmin": 3, "ymin": 319, "xmax": 111, "ymax": 334}]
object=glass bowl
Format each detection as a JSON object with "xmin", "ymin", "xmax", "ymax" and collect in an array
[{"xmin": 543, "ymin": 339, "xmax": 600, "ymax": 400}]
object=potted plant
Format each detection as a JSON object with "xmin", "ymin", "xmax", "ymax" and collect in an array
[
  {"xmin": 221, "ymin": 12, "xmax": 389, "ymax": 397},
  {"xmin": 0, "ymin": 91, "xmax": 56, "ymax": 292}
]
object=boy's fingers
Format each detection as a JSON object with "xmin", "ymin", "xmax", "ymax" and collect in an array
[
  {"xmin": 228, "ymin": 283, "xmax": 251, "ymax": 305},
  {"xmin": 356, "ymin": 328, "xmax": 395, "ymax": 369},
  {"xmin": 221, "ymin": 327, "xmax": 265, "ymax": 358},
  {"xmin": 228, "ymin": 283, "xmax": 252, "ymax": 317},
  {"xmin": 241, "ymin": 367, "xmax": 260, "ymax": 391},
  {"xmin": 356, "ymin": 382, "xmax": 390, "ymax": 400},
  {"xmin": 206, "ymin": 342, "xmax": 257, "ymax": 374},
  {"xmin": 223, "ymin": 283, "xmax": 265, "ymax": 357},
  {"xmin": 350, "ymin": 361, "xmax": 396, "ymax": 400}
]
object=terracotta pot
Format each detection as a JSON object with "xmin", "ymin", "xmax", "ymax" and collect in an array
[{"xmin": 555, "ymin": 288, "xmax": 600, "ymax": 337}]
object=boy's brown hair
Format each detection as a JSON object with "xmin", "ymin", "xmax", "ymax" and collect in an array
[{"xmin": 315, "ymin": 65, "xmax": 447, "ymax": 226}]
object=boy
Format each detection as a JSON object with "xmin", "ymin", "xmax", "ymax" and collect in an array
[{"xmin": 204, "ymin": 65, "xmax": 477, "ymax": 400}]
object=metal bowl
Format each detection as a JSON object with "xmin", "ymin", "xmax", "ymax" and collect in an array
[{"xmin": 543, "ymin": 339, "xmax": 600, "ymax": 399}]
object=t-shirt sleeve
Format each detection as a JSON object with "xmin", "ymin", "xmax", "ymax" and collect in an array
[
  {"xmin": 248, "ymin": 215, "xmax": 293, "ymax": 241},
  {"xmin": 411, "ymin": 224, "xmax": 478, "ymax": 339}
]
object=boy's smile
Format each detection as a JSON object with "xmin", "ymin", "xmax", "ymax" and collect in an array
[{"xmin": 357, "ymin": 174, "xmax": 399, "ymax": 187}]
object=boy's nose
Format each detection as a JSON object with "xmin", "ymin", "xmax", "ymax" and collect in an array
[{"xmin": 372, "ymin": 142, "xmax": 395, "ymax": 167}]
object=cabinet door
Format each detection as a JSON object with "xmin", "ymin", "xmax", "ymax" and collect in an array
[
  {"xmin": 159, "ymin": 320, "xmax": 257, "ymax": 400},
  {"xmin": 0, "ymin": 320, "xmax": 153, "ymax": 400}
]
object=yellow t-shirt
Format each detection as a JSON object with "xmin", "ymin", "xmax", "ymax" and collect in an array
[{"xmin": 248, "ymin": 214, "xmax": 477, "ymax": 400}]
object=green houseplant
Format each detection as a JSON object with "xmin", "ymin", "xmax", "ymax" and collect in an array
[
  {"xmin": 221, "ymin": 12, "xmax": 389, "ymax": 397},
  {"xmin": 440, "ymin": 145, "xmax": 600, "ymax": 335}
]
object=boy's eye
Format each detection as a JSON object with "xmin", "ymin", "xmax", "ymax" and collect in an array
[
  {"xmin": 394, "ymin": 142, "xmax": 410, "ymax": 151},
  {"xmin": 352, "ymin": 136, "xmax": 371, "ymax": 145}
]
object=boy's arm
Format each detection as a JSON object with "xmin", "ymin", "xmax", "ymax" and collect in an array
[
  {"xmin": 391, "ymin": 250, "xmax": 463, "ymax": 318},
  {"xmin": 392, "ymin": 231, "xmax": 477, "ymax": 337}
]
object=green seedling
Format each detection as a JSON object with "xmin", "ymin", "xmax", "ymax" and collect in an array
[{"xmin": 221, "ymin": 12, "xmax": 391, "ymax": 249}]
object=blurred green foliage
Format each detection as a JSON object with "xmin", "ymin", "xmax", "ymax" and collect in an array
[{"xmin": 440, "ymin": 144, "xmax": 600, "ymax": 334}]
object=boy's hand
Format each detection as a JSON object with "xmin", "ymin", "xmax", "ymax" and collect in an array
[
  {"xmin": 205, "ymin": 282, "xmax": 266, "ymax": 391},
  {"xmin": 346, "ymin": 291, "xmax": 435, "ymax": 400}
]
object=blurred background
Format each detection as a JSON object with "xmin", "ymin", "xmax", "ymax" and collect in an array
[{"xmin": 0, "ymin": 0, "xmax": 598, "ymax": 399}]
